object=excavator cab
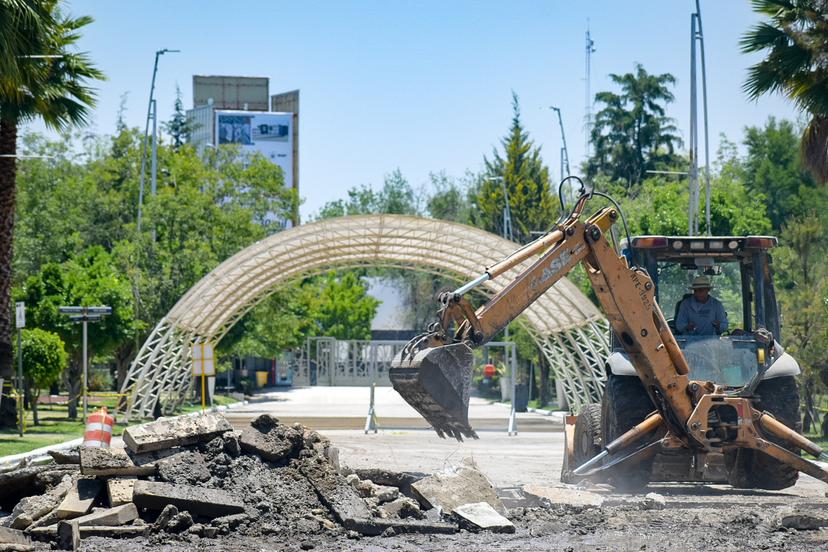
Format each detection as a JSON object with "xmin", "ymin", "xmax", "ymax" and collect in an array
[{"xmin": 610, "ymin": 235, "xmax": 798, "ymax": 386}]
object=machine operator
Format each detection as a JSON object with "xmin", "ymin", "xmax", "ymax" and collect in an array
[{"xmin": 676, "ymin": 275, "xmax": 729, "ymax": 335}]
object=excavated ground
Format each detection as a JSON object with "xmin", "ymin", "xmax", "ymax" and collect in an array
[
  {"xmin": 4, "ymin": 415, "xmax": 828, "ymax": 552},
  {"xmin": 76, "ymin": 503, "xmax": 828, "ymax": 551}
]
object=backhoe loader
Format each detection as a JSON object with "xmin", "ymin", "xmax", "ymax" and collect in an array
[{"xmin": 389, "ymin": 180, "xmax": 828, "ymax": 489}]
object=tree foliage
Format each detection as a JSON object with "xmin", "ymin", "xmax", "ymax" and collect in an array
[
  {"xmin": 0, "ymin": 2, "xmax": 102, "ymax": 390},
  {"xmin": 13, "ymin": 327, "xmax": 66, "ymax": 424},
  {"xmin": 742, "ymin": 0, "xmax": 828, "ymax": 182},
  {"xmin": 587, "ymin": 63, "xmax": 682, "ymax": 188},
  {"xmin": 472, "ymin": 92, "xmax": 557, "ymax": 244}
]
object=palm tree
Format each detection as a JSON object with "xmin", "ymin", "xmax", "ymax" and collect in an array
[
  {"xmin": 742, "ymin": 0, "xmax": 828, "ymax": 182},
  {"xmin": 0, "ymin": 3, "xmax": 102, "ymax": 423}
]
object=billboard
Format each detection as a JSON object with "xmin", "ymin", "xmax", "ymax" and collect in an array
[
  {"xmin": 194, "ymin": 76, "xmax": 269, "ymax": 111},
  {"xmin": 215, "ymin": 110, "xmax": 293, "ymax": 189}
]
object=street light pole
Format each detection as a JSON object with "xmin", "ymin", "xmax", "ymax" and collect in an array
[
  {"xmin": 58, "ymin": 306, "xmax": 112, "ymax": 423},
  {"xmin": 138, "ymin": 48, "xmax": 180, "ymax": 233}
]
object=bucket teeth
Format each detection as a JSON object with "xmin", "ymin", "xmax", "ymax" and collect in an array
[{"xmin": 390, "ymin": 340, "xmax": 477, "ymax": 441}]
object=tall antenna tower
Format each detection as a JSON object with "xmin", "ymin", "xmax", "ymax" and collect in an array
[{"xmin": 584, "ymin": 22, "xmax": 596, "ymax": 160}]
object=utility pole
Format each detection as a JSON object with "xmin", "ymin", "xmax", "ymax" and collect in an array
[
  {"xmin": 138, "ymin": 49, "xmax": 179, "ymax": 233},
  {"xmin": 689, "ymin": 1, "xmax": 711, "ymax": 236},
  {"xmin": 584, "ymin": 22, "xmax": 596, "ymax": 160}
]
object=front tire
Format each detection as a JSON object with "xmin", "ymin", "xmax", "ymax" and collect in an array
[{"xmin": 602, "ymin": 374, "xmax": 657, "ymax": 490}]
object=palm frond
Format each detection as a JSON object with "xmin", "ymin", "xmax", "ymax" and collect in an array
[{"xmin": 801, "ymin": 114, "xmax": 828, "ymax": 182}]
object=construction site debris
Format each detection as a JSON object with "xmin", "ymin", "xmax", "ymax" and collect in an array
[
  {"xmin": 2, "ymin": 473, "xmax": 74, "ymax": 529},
  {"xmin": 47, "ymin": 448, "xmax": 80, "ymax": 465},
  {"xmin": 79, "ymin": 446, "xmax": 174, "ymax": 477},
  {"xmin": 377, "ymin": 497, "xmax": 424, "ymax": 519},
  {"xmin": 56, "ymin": 479, "xmax": 102, "ymax": 519},
  {"xmin": 106, "ymin": 478, "xmax": 136, "ymax": 507},
  {"xmin": 239, "ymin": 414, "xmax": 303, "ymax": 462},
  {"xmin": 122, "ymin": 412, "xmax": 232, "ymax": 454},
  {"xmin": 642, "ymin": 492, "xmax": 667, "ymax": 510},
  {"xmin": 156, "ymin": 450, "xmax": 211, "ymax": 485},
  {"xmin": 350, "ymin": 468, "xmax": 426, "ymax": 497},
  {"xmin": 71, "ymin": 503, "xmax": 139, "ymax": 526},
  {"xmin": 133, "ymin": 480, "xmax": 245, "ymax": 517},
  {"xmin": 56, "ymin": 521, "xmax": 79, "ymax": 551},
  {"xmin": 0, "ymin": 465, "xmax": 76, "ymax": 512},
  {"xmin": 0, "ymin": 527, "xmax": 32, "ymax": 546},
  {"xmin": 453, "ymin": 502, "xmax": 515, "ymax": 533},
  {"xmin": 410, "ymin": 459, "xmax": 505, "ymax": 515},
  {"xmin": 774, "ymin": 507, "xmax": 828, "ymax": 530},
  {"xmin": 521, "ymin": 484, "xmax": 605, "ymax": 508}
]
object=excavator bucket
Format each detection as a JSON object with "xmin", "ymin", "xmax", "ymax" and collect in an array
[{"xmin": 390, "ymin": 340, "xmax": 477, "ymax": 441}]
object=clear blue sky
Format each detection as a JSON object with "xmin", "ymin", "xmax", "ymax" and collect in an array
[{"xmin": 30, "ymin": 1, "xmax": 798, "ymax": 219}]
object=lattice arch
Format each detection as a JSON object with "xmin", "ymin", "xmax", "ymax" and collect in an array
[{"xmin": 119, "ymin": 215, "xmax": 610, "ymax": 419}]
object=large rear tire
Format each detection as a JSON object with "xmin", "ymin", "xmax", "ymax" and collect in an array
[
  {"xmin": 726, "ymin": 376, "xmax": 801, "ymax": 490},
  {"xmin": 601, "ymin": 374, "xmax": 657, "ymax": 490}
]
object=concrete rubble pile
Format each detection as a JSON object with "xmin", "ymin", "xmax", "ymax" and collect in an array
[{"xmin": 0, "ymin": 412, "xmax": 512, "ymax": 550}]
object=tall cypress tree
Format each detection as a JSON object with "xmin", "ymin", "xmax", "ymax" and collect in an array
[{"xmin": 472, "ymin": 92, "xmax": 557, "ymax": 244}]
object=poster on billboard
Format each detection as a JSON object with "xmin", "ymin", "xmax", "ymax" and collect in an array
[{"xmin": 215, "ymin": 110, "xmax": 293, "ymax": 188}]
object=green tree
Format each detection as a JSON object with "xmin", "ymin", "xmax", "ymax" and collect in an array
[
  {"xmin": 13, "ymin": 327, "xmax": 66, "ymax": 425},
  {"xmin": 472, "ymin": 92, "xmax": 558, "ymax": 244},
  {"xmin": 303, "ymin": 272, "xmax": 380, "ymax": 340},
  {"xmin": 16, "ymin": 247, "xmax": 135, "ymax": 419},
  {"xmin": 163, "ymin": 85, "xmax": 192, "ymax": 151},
  {"xmin": 315, "ymin": 169, "xmax": 419, "ymax": 219},
  {"xmin": 741, "ymin": 117, "xmax": 822, "ymax": 230},
  {"xmin": 587, "ymin": 64, "xmax": 682, "ymax": 188},
  {"xmin": 742, "ymin": 0, "xmax": 828, "ymax": 182},
  {"xmin": 0, "ymin": 4, "xmax": 102, "ymax": 407}
]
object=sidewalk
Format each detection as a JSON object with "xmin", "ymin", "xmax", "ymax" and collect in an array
[{"xmin": 223, "ymin": 386, "xmax": 564, "ymax": 432}]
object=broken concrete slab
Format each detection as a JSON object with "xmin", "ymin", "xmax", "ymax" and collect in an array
[
  {"xmin": 132, "ymin": 481, "xmax": 244, "ymax": 518},
  {"xmin": 71, "ymin": 503, "xmax": 138, "ymax": 526},
  {"xmin": 106, "ymin": 478, "xmax": 136, "ymax": 507},
  {"xmin": 29, "ymin": 524, "xmax": 147, "ymax": 540},
  {"xmin": 377, "ymin": 497, "xmax": 424, "ymax": 520},
  {"xmin": 351, "ymin": 468, "xmax": 426, "ymax": 496},
  {"xmin": 79, "ymin": 446, "xmax": 180, "ymax": 477},
  {"xmin": 411, "ymin": 460, "xmax": 505, "ymax": 515},
  {"xmin": 47, "ymin": 448, "xmax": 80, "ymax": 465},
  {"xmin": 239, "ymin": 415, "xmax": 304, "ymax": 462},
  {"xmin": 453, "ymin": 502, "xmax": 515, "ymax": 533},
  {"xmin": 56, "ymin": 521, "xmax": 79, "ymax": 551},
  {"xmin": 0, "ymin": 527, "xmax": 32, "ymax": 546},
  {"xmin": 521, "ymin": 484, "xmax": 605, "ymax": 508},
  {"xmin": 56, "ymin": 479, "xmax": 102, "ymax": 519},
  {"xmin": 123, "ymin": 412, "xmax": 232, "ymax": 454}
]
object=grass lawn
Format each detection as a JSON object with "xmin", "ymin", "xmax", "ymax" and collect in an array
[{"xmin": 0, "ymin": 393, "xmax": 241, "ymax": 458}]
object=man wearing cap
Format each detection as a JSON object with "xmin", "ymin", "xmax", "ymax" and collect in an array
[{"xmin": 676, "ymin": 275, "xmax": 729, "ymax": 335}]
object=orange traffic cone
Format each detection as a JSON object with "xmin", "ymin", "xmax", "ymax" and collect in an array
[{"xmin": 83, "ymin": 407, "xmax": 114, "ymax": 448}]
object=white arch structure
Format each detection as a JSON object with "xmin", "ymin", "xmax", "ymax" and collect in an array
[{"xmin": 119, "ymin": 215, "xmax": 610, "ymax": 420}]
